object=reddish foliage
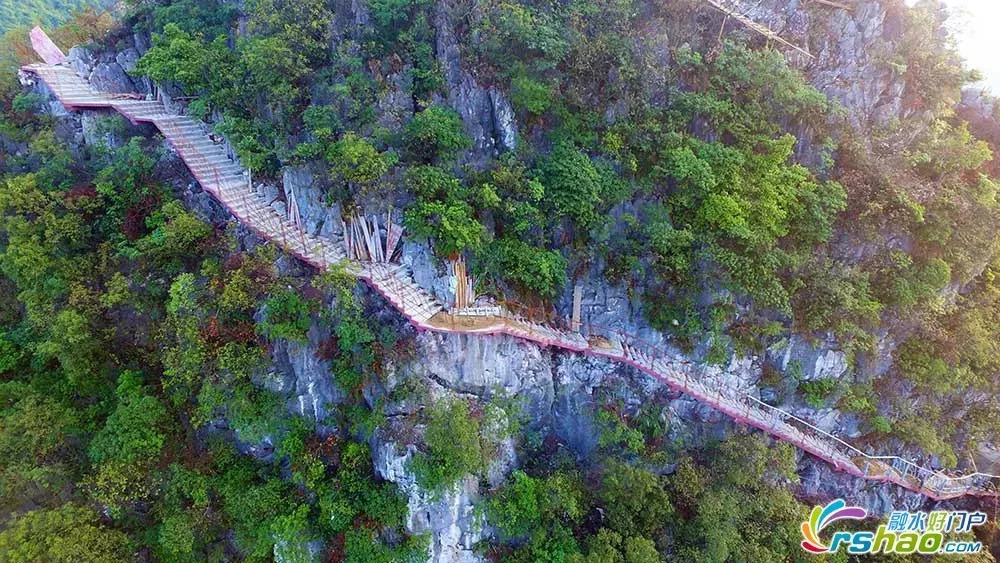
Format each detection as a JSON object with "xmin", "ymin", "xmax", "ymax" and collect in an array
[
  {"xmin": 316, "ymin": 335, "xmax": 341, "ymax": 361},
  {"xmin": 123, "ymin": 195, "xmax": 159, "ymax": 240},
  {"xmin": 65, "ymin": 183, "xmax": 97, "ymax": 202},
  {"xmin": 298, "ymin": 283, "xmax": 325, "ymax": 304},
  {"xmin": 201, "ymin": 316, "xmax": 259, "ymax": 349},
  {"xmin": 223, "ymin": 253, "xmax": 245, "ymax": 272},
  {"xmin": 541, "ymin": 433, "xmax": 561, "ymax": 457},
  {"xmin": 324, "ymin": 533, "xmax": 346, "ymax": 563},
  {"xmin": 249, "ymin": 260, "xmax": 275, "ymax": 284},
  {"xmin": 369, "ymin": 341, "xmax": 385, "ymax": 376},
  {"xmin": 307, "ymin": 434, "xmax": 341, "ymax": 466},
  {"xmin": 467, "ymin": 402, "xmax": 485, "ymax": 421},
  {"xmin": 201, "ymin": 316, "xmax": 222, "ymax": 346},
  {"xmin": 226, "ymin": 321, "xmax": 257, "ymax": 344},
  {"xmin": 483, "ymin": 546, "xmax": 508, "ymax": 562}
]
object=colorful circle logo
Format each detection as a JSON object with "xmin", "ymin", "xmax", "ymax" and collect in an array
[{"xmin": 801, "ymin": 499, "xmax": 868, "ymax": 553}]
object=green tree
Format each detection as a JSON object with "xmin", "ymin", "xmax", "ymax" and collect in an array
[
  {"xmin": 537, "ymin": 142, "xmax": 603, "ymax": 230},
  {"xmin": 0, "ymin": 504, "xmax": 130, "ymax": 562},
  {"xmin": 156, "ymin": 513, "xmax": 197, "ymax": 562},
  {"xmin": 87, "ymin": 372, "xmax": 168, "ymax": 511},
  {"xmin": 623, "ymin": 536, "xmax": 659, "ymax": 563},
  {"xmin": 403, "ymin": 105, "xmax": 471, "ymax": 163},
  {"xmin": 328, "ymin": 132, "xmax": 397, "ymax": 189},
  {"xmin": 133, "ymin": 23, "xmax": 220, "ymax": 92},
  {"xmin": 258, "ymin": 288, "xmax": 314, "ymax": 342},
  {"xmin": 599, "ymin": 461, "xmax": 673, "ymax": 539},
  {"xmin": 133, "ymin": 201, "xmax": 212, "ymax": 267},
  {"xmin": 236, "ymin": 35, "xmax": 309, "ymax": 111},
  {"xmin": 409, "ymin": 398, "xmax": 484, "ymax": 492},
  {"xmin": 479, "ymin": 237, "xmax": 567, "ymax": 298},
  {"xmin": 0, "ymin": 384, "xmax": 77, "ymax": 514},
  {"xmin": 511, "ymin": 74, "xmax": 552, "ymax": 117},
  {"xmin": 404, "ymin": 166, "xmax": 488, "ymax": 257},
  {"xmin": 89, "ymin": 371, "xmax": 168, "ymax": 466},
  {"xmin": 162, "ymin": 273, "xmax": 207, "ymax": 404},
  {"xmin": 245, "ymin": 0, "xmax": 333, "ymax": 66}
]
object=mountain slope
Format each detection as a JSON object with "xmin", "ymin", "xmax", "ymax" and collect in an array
[{"xmin": 0, "ymin": 0, "xmax": 106, "ymax": 34}]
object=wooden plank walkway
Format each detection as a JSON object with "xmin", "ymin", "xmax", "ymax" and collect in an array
[{"xmin": 19, "ymin": 60, "xmax": 1000, "ymax": 501}]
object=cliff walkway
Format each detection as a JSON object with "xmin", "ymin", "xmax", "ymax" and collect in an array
[{"xmin": 19, "ymin": 38, "xmax": 1000, "ymax": 501}]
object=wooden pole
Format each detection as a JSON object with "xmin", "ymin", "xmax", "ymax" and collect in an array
[
  {"xmin": 571, "ymin": 284, "xmax": 583, "ymax": 332},
  {"xmin": 371, "ymin": 214, "xmax": 383, "ymax": 262},
  {"xmin": 385, "ymin": 208, "xmax": 392, "ymax": 260},
  {"xmin": 810, "ymin": 0, "xmax": 852, "ymax": 9}
]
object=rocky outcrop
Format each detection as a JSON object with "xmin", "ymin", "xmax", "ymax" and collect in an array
[
  {"xmin": 768, "ymin": 335, "xmax": 850, "ymax": 381},
  {"xmin": 680, "ymin": 0, "xmax": 907, "ymax": 129},
  {"xmin": 268, "ymin": 323, "xmax": 344, "ymax": 424},
  {"xmin": 396, "ymin": 331, "xmax": 555, "ymax": 421},
  {"xmin": 803, "ymin": 0, "xmax": 908, "ymax": 127},
  {"xmin": 376, "ymin": 66, "xmax": 416, "ymax": 133},
  {"xmin": 372, "ymin": 440, "xmax": 485, "ymax": 563},
  {"xmin": 68, "ymin": 44, "xmax": 150, "ymax": 96},
  {"xmin": 433, "ymin": 2, "xmax": 517, "ymax": 166},
  {"xmin": 282, "ymin": 163, "xmax": 344, "ymax": 240},
  {"xmin": 551, "ymin": 354, "xmax": 622, "ymax": 457},
  {"xmin": 400, "ymin": 240, "xmax": 454, "ymax": 306},
  {"xmin": 799, "ymin": 456, "xmax": 932, "ymax": 514},
  {"xmin": 557, "ymin": 270, "xmax": 668, "ymax": 350},
  {"xmin": 756, "ymin": 0, "xmax": 907, "ymax": 127}
]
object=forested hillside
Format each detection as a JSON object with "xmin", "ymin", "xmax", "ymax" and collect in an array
[
  {"xmin": 0, "ymin": 0, "xmax": 107, "ymax": 33},
  {"xmin": 2, "ymin": 0, "xmax": 1000, "ymax": 561}
]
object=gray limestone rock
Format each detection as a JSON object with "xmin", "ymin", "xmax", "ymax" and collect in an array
[
  {"xmin": 798, "ymin": 457, "xmax": 930, "ymax": 517},
  {"xmin": 282, "ymin": 163, "xmax": 344, "ymax": 239},
  {"xmin": 80, "ymin": 111, "xmax": 123, "ymax": 148},
  {"xmin": 372, "ymin": 439, "xmax": 486, "ymax": 563},
  {"xmin": 550, "ymin": 354, "xmax": 611, "ymax": 457},
  {"xmin": 768, "ymin": 335, "xmax": 849, "ymax": 381},
  {"xmin": 89, "ymin": 62, "xmax": 136, "ymax": 94},
  {"xmin": 272, "ymin": 326, "xmax": 343, "ymax": 422},
  {"xmin": 115, "ymin": 48, "xmax": 141, "ymax": 73},
  {"xmin": 401, "ymin": 240, "xmax": 454, "ymax": 306},
  {"xmin": 67, "ymin": 46, "xmax": 94, "ymax": 79},
  {"xmin": 489, "ymin": 87, "xmax": 517, "ymax": 152},
  {"xmin": 398, "ymin": 331, "xmax": 555, "ymax": 423},
  {"xmin": 433, "ymin": 3, "xmax": 517, "ymax": 166},
  {"xmin": 376, "ymin": 67, "xmax": 416, "ymax": 133},
  {"xmin": 558, "ymin": 273, "xmax": 668, "ymax": 351}
]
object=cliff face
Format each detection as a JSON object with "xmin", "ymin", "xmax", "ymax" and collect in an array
[
  {"xmin": 288, "ymin": 2, "xmax": 989, "ymax": 558},
  {"xmin": 725, "ymin": 0, "xmax": 910, "ymax": 128},
  {"xmin": 26, "ymin": 1, "xmax": 995, "ymax": 561}
]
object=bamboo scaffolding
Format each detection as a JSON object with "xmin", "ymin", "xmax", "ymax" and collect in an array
[{"xmin": 703, "ymin": 0, "xmax": 814, "ymax": 59}]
